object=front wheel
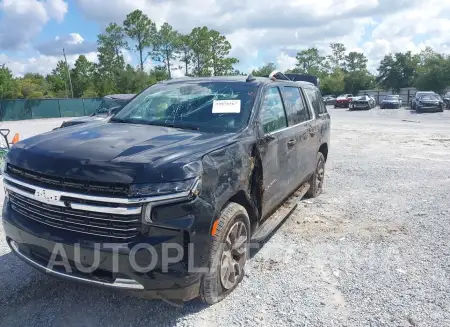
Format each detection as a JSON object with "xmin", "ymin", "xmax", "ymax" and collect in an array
[
  {"xmin": 200, "ymin": 203, "xmax": 250, "ymax": 305},
  {"xmin": 306, "ymin": 152, "xmax": 325, "ymax": 198}
]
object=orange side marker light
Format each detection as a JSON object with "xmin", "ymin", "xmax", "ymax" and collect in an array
[{"xmin": 211, "ymin": 219, "xmax": 219, "ymax": 236}]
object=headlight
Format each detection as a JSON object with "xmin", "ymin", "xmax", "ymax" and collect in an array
[
  {"xmin": 138, "ymin": 178, "xmax": 202, "ymax": 224},
  {"xmin": 129, "ymin": 178, "xmax": 199, "ymax": 198}
]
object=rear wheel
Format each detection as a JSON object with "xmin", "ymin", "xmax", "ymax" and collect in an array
[
  {"xmin": 200, "ymin": 203, "xmax": 250, "ymax": 305},
  {"xmin": 306, "ymin": 152, "xmax": 325, "ymax": 198}
]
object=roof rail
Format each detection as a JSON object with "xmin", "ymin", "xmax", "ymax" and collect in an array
[{"xmin": 268, "ymin": 70, "xmax": 291, "ymax": 81}]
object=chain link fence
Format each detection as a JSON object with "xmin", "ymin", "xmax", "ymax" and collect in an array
[{"xmin": 0, "ymin": 98, "xmax": 103, "ymax": 121}]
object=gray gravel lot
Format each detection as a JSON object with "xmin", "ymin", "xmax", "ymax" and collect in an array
[{"xmin": 1, "ymin": 108, "xmax": 450, "ymax": 326}]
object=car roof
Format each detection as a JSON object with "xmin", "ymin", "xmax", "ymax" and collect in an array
[{"xmin": 160, "ymin": 75, "xmax": 318, "ymax": 89}]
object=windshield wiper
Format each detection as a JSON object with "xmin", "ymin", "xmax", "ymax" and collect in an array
[
  {"xmin": 109, "ymin": 117, "xmax": 130, "ymax": 123},
  {"xmin": 110, "ymin": 117, "xmax": 200, "ymax": 131},
  {"xmin": 164, "ymin": 122, "xmax": 200, "ymax": 131}
]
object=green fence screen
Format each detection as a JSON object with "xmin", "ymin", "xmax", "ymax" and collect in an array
[{"xmin": 0, "ymin": 98, "xmax": 103, "ymax": 121}]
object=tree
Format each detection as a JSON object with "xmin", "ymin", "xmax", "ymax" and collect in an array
[
  {"xmin": 97, "ymin": 23, "xmax": 127, "ymax": 76},
  {"xmin": 320, "ymin": 68, "xmax": 345, "ymax": 95},
  {"xmin": 189, "ymin": 26, "xmax": 213, "ymax": 76},
  {"xmin": 294, "ymin": 48, "xmax": 326, "ymax": 76},
  {"xmin": 179, "ymin": 34, "xmax": 192, "ymax": 75},
  {"xmin": 97, "ymin": 23, "xmax": 128, "ymax": 94},
  {"xmin": 153, "ymin": 22, "xmax": 180, "ymax": 78},
  {"xmin": 327, "ymin": 43, "xmax": 346, "ymax": 70},
  {"xmin": 252, "ymin": 63, "xmax": 277, "ymax": 77},
  {"xmin": 377, "ymin": 51, "xmax": 420, "ymax": 92},
  {"xmin": 0, "ymin": 66, "xmax": 21, "ymax": 99},
  {"xmin": 47, "ymin": 60, "xmax": 70, "ymax": 97},
  {"xmin": 345, "ymin": 52, "xmax": 368, "ymax": 72},
  {"xmin": 208, "ymin": 29, "xmax": 239, "ymax": 76},
  {"xmin": 343, "ymin": 51, "xmax": 374, "ymax": 94},
  {"xmin": 123, "ymin": 10, "xmax": 156, "ymax": 71},
  {"xmin": 415, "ymin": 48, "xmax": 450, "ymax": 94},
  {"xmin": 71, "ymin": 55, "xmax": 95, "ymax": 97}
]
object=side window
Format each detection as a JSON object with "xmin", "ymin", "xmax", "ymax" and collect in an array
[
  {"xmin": 282, "ymin": 86, "xmax": 310, "ymax": 125},
  {"xmin": 304, "ymin": 88, "xmax": 320, "ymax": 117},
  {"xmin": 315, "ymin": 89, "xmax": 327, "ymax": 114},
  {"xmin": 259, "ymin": 87, "xmax": 287, "ymax": 133}
]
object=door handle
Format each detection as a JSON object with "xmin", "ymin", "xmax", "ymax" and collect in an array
[{"xmin": 287, "ymin": 139, "xmax": 296, "ymax": 148}]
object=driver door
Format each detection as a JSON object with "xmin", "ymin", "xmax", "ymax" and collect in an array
[{"xmin": 257, "ymin": 86, "xmax": 296, "ymax": 219}]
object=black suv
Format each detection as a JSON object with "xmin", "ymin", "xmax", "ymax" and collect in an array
[{"xmin": 2, "ymin": 73, "xmax": 330, "ymax": 305}]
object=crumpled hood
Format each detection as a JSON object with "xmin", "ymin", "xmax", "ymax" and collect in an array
[{"xmin": 7, "ymin": 121, "xmax": 237, "ymax": 184}]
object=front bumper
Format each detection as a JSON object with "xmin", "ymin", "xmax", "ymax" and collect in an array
[
  {"xmin": 351, "ymin": 102, "xmax": 370, "ymax": 109},
  {"xmin": 335, "ymin": 101, "xmax": 350, "ymax": 107},
  {"xmin": 2, "ymin": 193, "xmax": 214, "ymax": 301},
  {"xmin": 416, "ymin": 105, "xmax": 441, "ymax": 112},
  {"xmin": 380, "ymin": 102, "xmax": 399, "ymax": 109}
]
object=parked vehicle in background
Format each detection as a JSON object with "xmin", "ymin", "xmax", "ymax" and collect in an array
[
  {"xmin": 380, "ymin": 95, "xmax": 402, "ymax": 109},
  {"xmin": 410, "ymin": 91, "xmax": 435, "ymax": 110},
  {"xmin": 443, "ymin": 92, "xmax": 450, "ymax": 109},
  {"xmin": 2, "ymin": 72, "xmax": 330, "ymax": 305},
  {"xmin": 323, "ymin": 95, "xmax": 336, "ymax": 105},
  {"xmin": 349, "ymin": 95, "xmax": 375, "ymax": 110},
  {"xmin": 415, "ymin": 94, "xmax": 444, "ymax": 113},
  {"xmin": 55, "ymin": 94, "xmax": 135, "ymax": 129},
  {"xmin": 334, "ymin": 94, "xmax": 353, "ymax": 108}
]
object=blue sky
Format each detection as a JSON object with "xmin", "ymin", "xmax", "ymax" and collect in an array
[{"xmin": 0, "ymin": 0, "xmax": 449, "ymax": 76}]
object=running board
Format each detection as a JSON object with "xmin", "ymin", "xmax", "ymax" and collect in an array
[{"xmin": 251, "ymin": 183, "xmax": 310, "ymax": 242}]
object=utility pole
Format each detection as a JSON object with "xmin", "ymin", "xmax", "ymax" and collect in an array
[{"xmin": 63, "ymin": 48, "xmax": 74, "ymax": 98}]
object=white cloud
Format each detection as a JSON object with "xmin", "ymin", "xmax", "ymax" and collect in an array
[
  {"xmin": 4, "ymin": 0, "xmax": 450, "ymax": 75},
  {"xmin": 276, "ymin": 52, "xmax": 297, "ymax": 73},
  {"xmin": 0, "ymin": 52, "xmax": 98, "ymax": 77},
  {"xmin": 0, "ymin": 0, "xmax": 68, "ymax": 49},
  {"xmin": 35, "ymin": 33, "xmax": 97, "ymax": 56}
]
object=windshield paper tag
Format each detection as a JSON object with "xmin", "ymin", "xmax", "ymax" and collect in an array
[{"xmin": 212, "ymin": 100, "xmax": 241, "ymax": 113}]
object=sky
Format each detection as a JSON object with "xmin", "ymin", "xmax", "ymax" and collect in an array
[{"xmin": 1, "ymin": 0, "xmax": 450, "ymax": 77}]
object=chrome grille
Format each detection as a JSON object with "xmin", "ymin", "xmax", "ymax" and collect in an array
[{"xmin": 9, "ymin": 191, "xmax": 141, "ymax": 240}]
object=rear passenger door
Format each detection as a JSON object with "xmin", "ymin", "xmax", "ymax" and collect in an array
[
  {"xmin": 257, "ymin": 86, "xmax": 297, "ymax": 218},
  {"xmin": 303, "ymin": 87, "xmax": 330, "ymax": 161},
  {"xmin": 281, "ymin": 86, "xmax": 316, "ymax": 189}
]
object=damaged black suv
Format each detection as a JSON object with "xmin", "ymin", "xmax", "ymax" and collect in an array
[{"xmin": 2, "ymin": 71, "xmax": 330, "ymax": 305}]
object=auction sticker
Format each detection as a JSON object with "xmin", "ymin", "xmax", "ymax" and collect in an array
[{"xmin": 212, "ymin": 100, "xmax": 241, "ymax": 113}]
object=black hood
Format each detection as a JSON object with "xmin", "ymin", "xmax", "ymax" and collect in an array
[{"xmin": 7, "ymin": 121, "xmax": 238, "ymax": 184}]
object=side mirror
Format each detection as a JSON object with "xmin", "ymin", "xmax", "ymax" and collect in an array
[{"xmin": 108, "ymin": 106, "xmax": 123, "ymax": 116}]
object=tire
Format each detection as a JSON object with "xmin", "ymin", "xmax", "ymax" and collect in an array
[
  {"xmin": 200, "ymin": 202, "xmax": 250, "ymax": 305},
  {"xmin": 306, "ymin": 152, "xmax": 325, "ymax": 198}
]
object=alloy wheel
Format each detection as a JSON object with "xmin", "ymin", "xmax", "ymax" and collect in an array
[{"xmin": 220, "ymin": 221, "xmax": 248, "ymax": 290}]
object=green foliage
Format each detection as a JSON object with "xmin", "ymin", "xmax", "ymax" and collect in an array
[
  {"xmin": 377, "ymin": 51, "xmax": 420, "ymax": 92},
  {"xmin": 414, "ymin": 47, "xmax": 450, "ymax": 94},
  {"xmin": 123, "ymin": 10, "xmax": 156, "ymax": 71},
  {"xmin": 252, "ymin": 63, "xmax": 277, "ymax": 77},
  {"xmin": 152, "ymin": 22, "xmax": 181, "ymax": 78}
]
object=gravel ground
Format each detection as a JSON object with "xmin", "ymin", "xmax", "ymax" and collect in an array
[{"xmin": 1, "ymin": 108, "xmax": 450, "ymax": 326}]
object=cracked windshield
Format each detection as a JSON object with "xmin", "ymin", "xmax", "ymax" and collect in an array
[{"xmin": 0, "ymin": 1, "xmax": 449, "ymax": 327}]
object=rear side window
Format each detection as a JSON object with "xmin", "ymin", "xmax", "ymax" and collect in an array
[
  {"xmin": 282, "ymin": 86, "xmax": 310, "ymax": 125},
  {"xmin": 259, "ymin": 87, "xmax": 287, "ymax": 133},
  {"xmin": 304, "ymin": 88, "xmax": 327, "ymax": 116}
]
